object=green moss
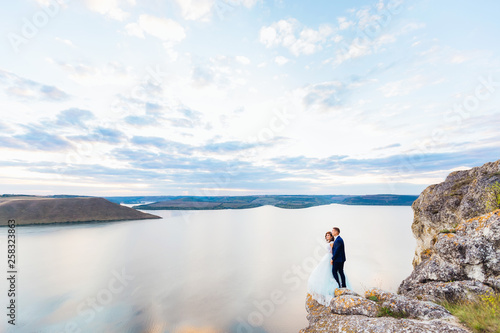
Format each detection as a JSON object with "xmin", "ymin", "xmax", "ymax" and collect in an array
[
  {"xmin": 484, "ymin": 181, "xmax": 500, "ymax": 212},
  {"xmin": 377, "ymin": 307, "xmax": 409, "ymax": 318}
]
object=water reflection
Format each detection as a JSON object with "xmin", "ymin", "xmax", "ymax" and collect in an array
[{"xmin": 0, "ymin": 204, "xmax": 414, "ymax": 332}]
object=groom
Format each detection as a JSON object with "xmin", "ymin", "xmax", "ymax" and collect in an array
[{"xmin": 330, "ymin": 227, "xmax": 346, "ymax": 288}]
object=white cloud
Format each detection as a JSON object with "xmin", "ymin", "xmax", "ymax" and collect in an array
[
  {"xmin": 274, "ymin": 56, "xmax": 289, "ymax": 66},
  {"xmin": 34, "ymin": 0, "xmax": 54, "ymax": 5},
  {"xmin": 124, "ymin": 22, "xmax": 144, "ymax": 38},
  {"xmin": 327, "ymin": 31, "xmax": 398, "ymax": 68},
  {"xmin": 332, "ymin": 35, "xmax": 343, "ymax": 43},
  {"xmin": 125, "ymin": 15, "xmax": 186, "ymax": 43},
  {"xmin": 240, "ymin": 0, "xmax": 259, "ymax": 7},
  {"xmin": 259, "ymin": 18, "xmax": 334, "ymax": 56},
  {"xmin": 338, "ymin": 17, "xmax": 352, "ymax": 30},
  {"xmin": 173, "ymin": 0, "xmax": 259, "ymax": 21},
  {"xmin": 0, "ymin": 69, "xmax": 69, "ymax": 102},
  {"xmin": 401, "ymin": 22, "xmax": 426, "ymax": 34},
  {"xmin": 259, "ymin": 25, "xmax": 279, "ymax": 47},
  {"xmin": 50, "ymin": 59, "xmax": 133, "ymax": 86},
  {"xmin": 85, "ymin": 0, "xmax": 131, "ymax": 21},
  {"xmin": 191, "ymin": 56, "xmax": 249, "ymax": 89},
  {"xmin": 450, "ymin": 55, "xmax": 467, "ymax": 64},
  {"xmin": 235, "ymin": 56, "xmax": 251, "ymax": 65},
  {"xmin": 330, "ymin": 38, "xmax": 372, "ymax": 66},
  {"xmin": 174, "ymin": 0, "xmax": 214, "ymax": 21},
  {"xmin": 379, "ymin": 75, "xmax": 425, "ymax": 97},
  {"xmin": 55, "ymin": 37, "xmax": 75, "ymax": 48}
]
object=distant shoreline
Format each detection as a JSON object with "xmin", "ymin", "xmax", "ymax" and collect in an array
[
  {"xmin": 0, "ymin": 194, "xmax": 417, "ymax": 227},
  {"xmin": 113, "ymin": 194, "xmax": 419, "ymax": 210}
]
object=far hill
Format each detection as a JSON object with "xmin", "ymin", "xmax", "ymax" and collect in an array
[
  {"xmin": 0, "ymin": 196, "xmax": 161, "ymax": 226},
  {"xmin": 127, "ymin": 194, "xmax": 418, "ymax": 210},
  {"xmin": 340, "ymin": 194, "xmax": 418, "ymax": 206}
]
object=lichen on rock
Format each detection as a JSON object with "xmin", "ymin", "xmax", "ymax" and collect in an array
[{"xmin": 330, "ymin": 295, "xmax": 380, "ymax": 317}]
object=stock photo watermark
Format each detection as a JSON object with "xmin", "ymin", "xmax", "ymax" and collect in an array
[
  {"xmin": 6, "ymin": 219, "xmax": 18, "ymax": 326},
  {"xmin": 233, "ymin": 237, "xmax": 326, "ymax": 332},
  {"xmin": 7, "ymin": 0, "xmax": 69, "ymax": 53},
  {"xmin": 386, "ymin": 72, "xmax": 500, "ymax": 190},
  {"xmin": 52, "ymin": 267, "xmax": 135, "ymax": 333}
]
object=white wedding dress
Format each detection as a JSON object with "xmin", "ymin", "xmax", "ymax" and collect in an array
[{"xmin": 307, "ymin": 241, "xmax": 351, "ymax": 306}]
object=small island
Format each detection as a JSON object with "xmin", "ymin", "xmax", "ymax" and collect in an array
[{"xmin": 0, "ymin": 195, "xmax": 161, "ymax": 226}]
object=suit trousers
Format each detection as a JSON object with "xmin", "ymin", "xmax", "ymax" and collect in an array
[{"xmin": 332, "ymin": 261, "xmax": 346, "ymax": 288}]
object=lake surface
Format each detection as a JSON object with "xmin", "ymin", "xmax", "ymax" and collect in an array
[{"xmin": 0, "ymin": 204, "xmax": 415, "ymax": 333}]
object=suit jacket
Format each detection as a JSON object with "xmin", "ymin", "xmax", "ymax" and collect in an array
[{"xmin": 331, "ymin": 236, "xmax": 346, "ymax": 262}]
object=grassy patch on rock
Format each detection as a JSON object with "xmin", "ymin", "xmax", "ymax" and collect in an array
[
  {"xmin": 485, "ymin": 181, "xmax": 500, "ymax": 212},
  {"xmin": 377, "ymin": 307, "xmax": 409, "ymax": 319},
  {"xmin": 441, "ymin": 293, "xmax": 500, "ymax": 333},
  {"xmin": 439, "ymin": 228, "xmax": 457, "ymax": 234}
]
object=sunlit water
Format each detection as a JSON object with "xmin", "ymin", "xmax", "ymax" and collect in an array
[{"xmin": 0, "ymin": 204, "xmax": 415, "ymax": 333}]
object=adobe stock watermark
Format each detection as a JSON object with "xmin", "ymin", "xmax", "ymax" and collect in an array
[
  {"xmin": 55, "ymin": 267, "xmax": 135, "ymax": 333},
  {"xmin": 232, "ymin": 237, "xmax": 326, "ymax": 332},
  {"xmin": 385, "ymin": 72, "xmax": 500, "ymax": 191},
  {"xmin": 442, "ymin": 74, "xmax": 500, "ymax": 127},
  {"xmin": 7, "ymin": 0, "xmax": 70, "ymax": 53}
]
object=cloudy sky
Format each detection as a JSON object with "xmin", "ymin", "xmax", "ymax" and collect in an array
[{"xmin": 0, "ymin": 0, "xmax": 499, "ymax": 196}]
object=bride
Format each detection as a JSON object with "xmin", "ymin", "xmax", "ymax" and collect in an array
[{"xmin": 307, "ymin": 231, "xmax": 350, "ymax": 306}]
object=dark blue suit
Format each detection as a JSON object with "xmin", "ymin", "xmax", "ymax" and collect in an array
[{"xmin": 331, "ymin": 236, "xmax": 346, "ymax": 288}]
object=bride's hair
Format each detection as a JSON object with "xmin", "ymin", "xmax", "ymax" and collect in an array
[{"xmin": 325, "ymin": 231, "xmax": 334, "ymax": 242}]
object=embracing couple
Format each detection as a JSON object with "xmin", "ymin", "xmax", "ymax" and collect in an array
[{"xmin": 307, "ymin": 227, "xmax": 349, "ymax": 306}]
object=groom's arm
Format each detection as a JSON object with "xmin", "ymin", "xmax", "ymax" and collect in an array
[{"xmin": 331, "ymin": 240, "xmax": 338, "ymax": 262}]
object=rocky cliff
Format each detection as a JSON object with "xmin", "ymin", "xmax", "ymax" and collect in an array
[
  {"xmin": 399, "ymin": 159, "xmax": 500, "ymax": 301},
  {"xmin": 0, "ymin": 196, "xmax": 161, "ymax": 226},
  {"xmin": 409, "ymin": 159, "xmax": 500, "ymax": 267},
  {"xmin": 299, "ymin": 159, "xmax": 500, "ymax": 332}
]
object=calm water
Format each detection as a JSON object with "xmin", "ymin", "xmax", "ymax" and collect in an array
[{"xmin": 0, "ymin": 204, "xmax": 415, "ymax": 333}]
